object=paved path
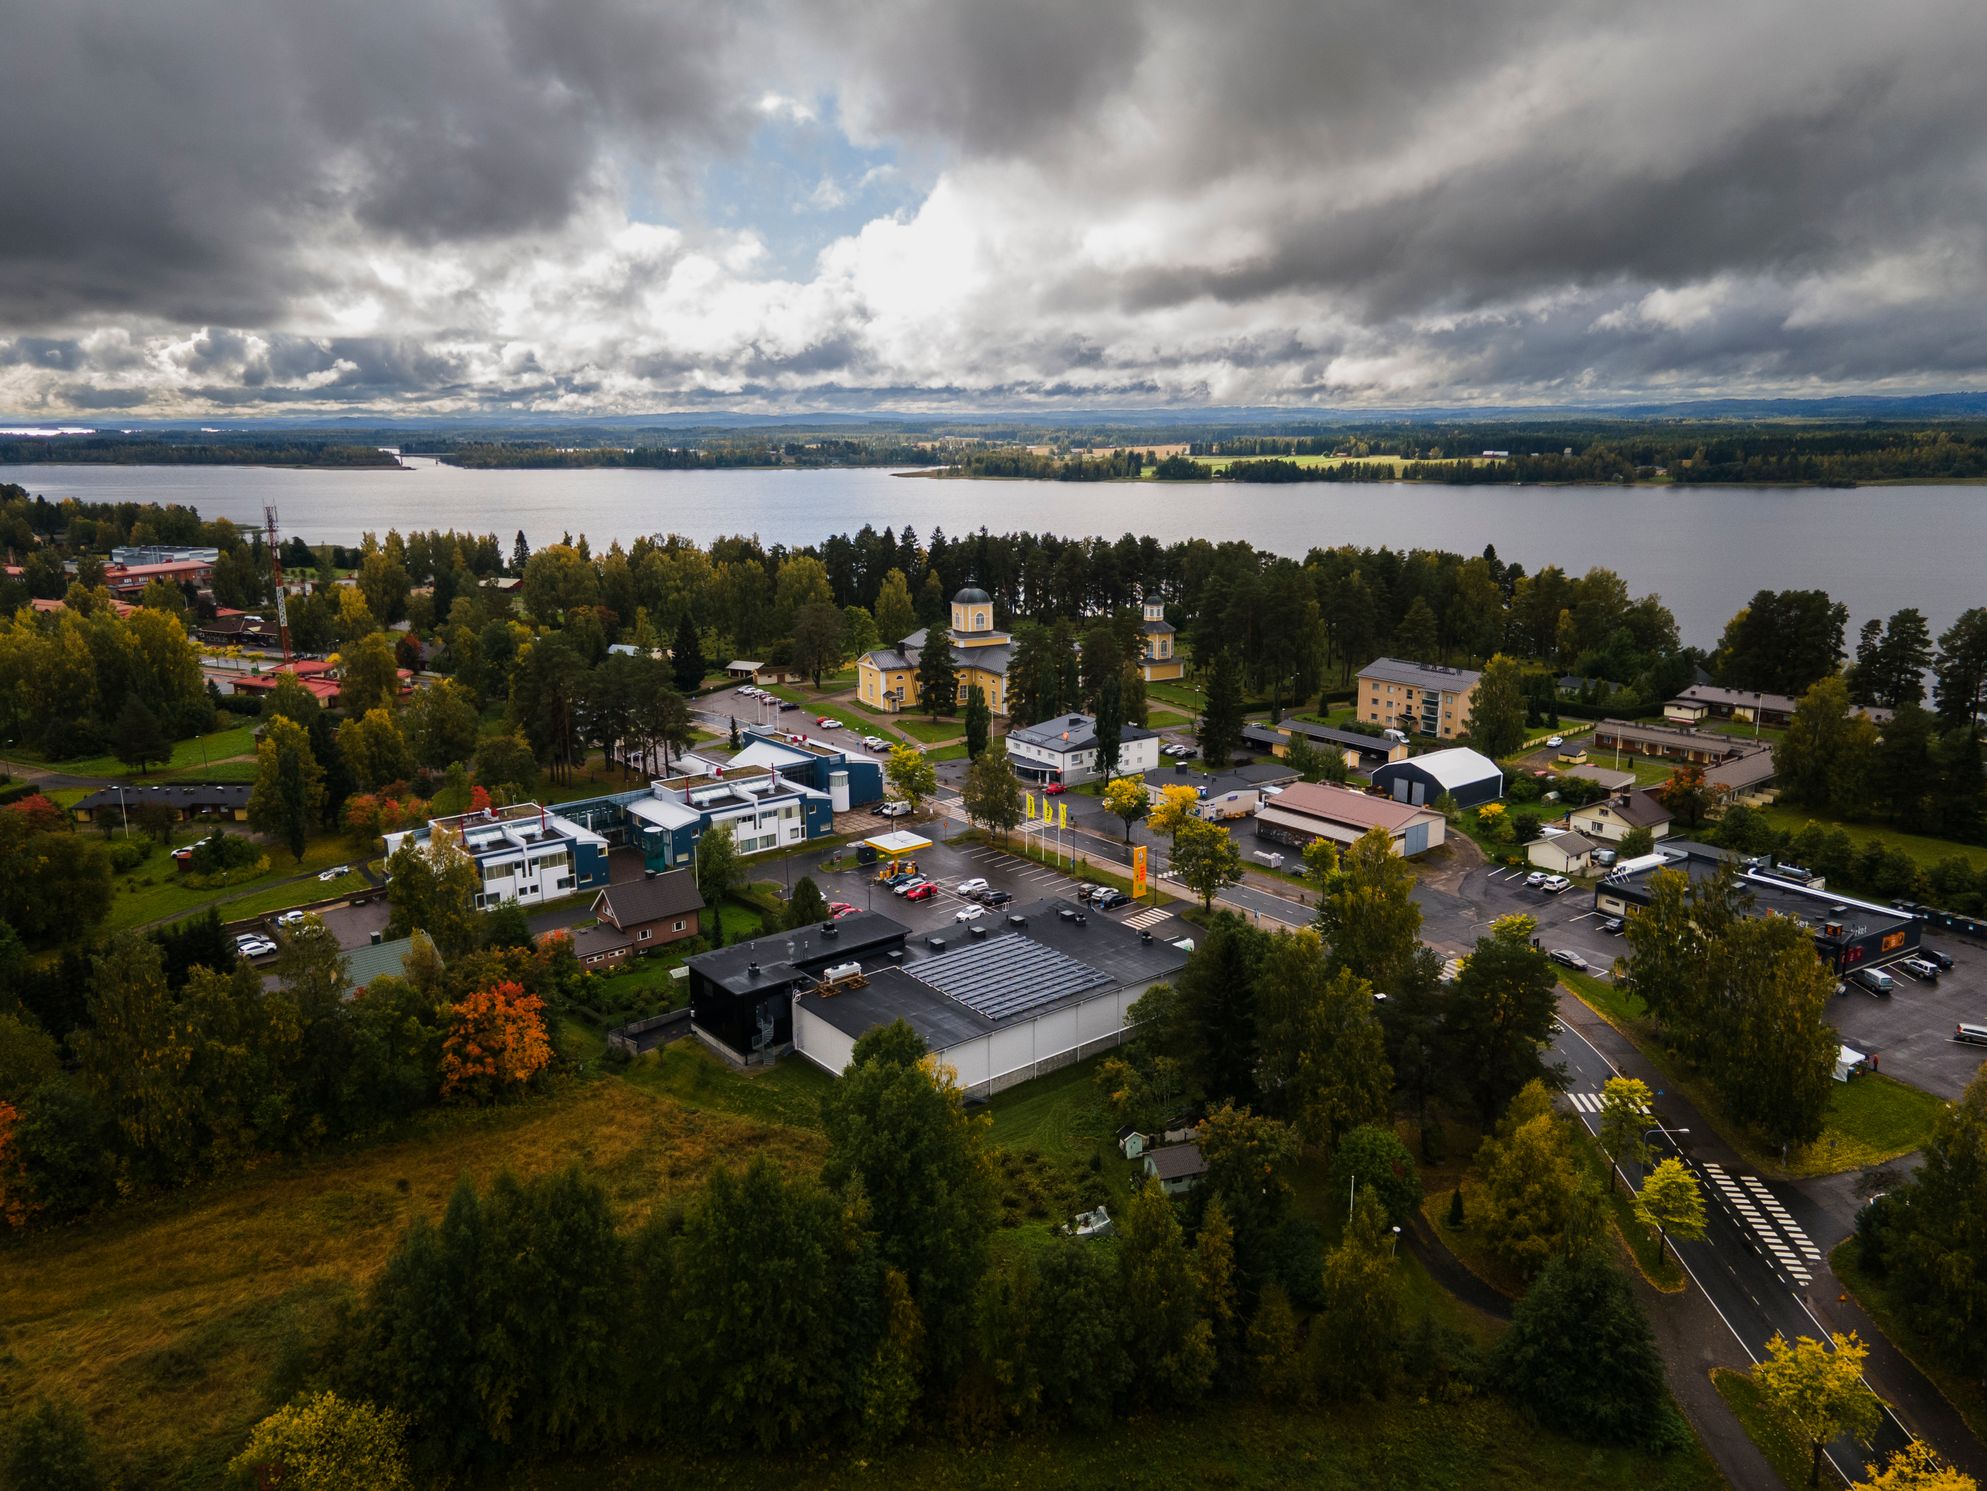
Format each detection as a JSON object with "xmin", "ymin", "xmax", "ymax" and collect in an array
[{"xmin": 1404, "ymin": 1210, "xmax": 1513, "ymax": 1321}]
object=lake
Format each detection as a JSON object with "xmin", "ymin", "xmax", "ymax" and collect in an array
[{"xmin": 3, "ymin": 458, "xmax": 1979, "ymax": 647}]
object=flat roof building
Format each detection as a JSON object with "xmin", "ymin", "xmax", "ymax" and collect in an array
[
  {"xmin": 786, "ymin": 898, "xmax": 1192, "ymax": 1095},
  {"xmin": 384, "ymin": 802, "xmax": 611, "ymax": 910},
  {"xmin": 1594, "ymin": 840, "xmax": 1920, "ymax": 973}
]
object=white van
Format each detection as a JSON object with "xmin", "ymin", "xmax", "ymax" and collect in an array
[{"xmin": 1251, "ymin": 850, "xmax": 1284, "ymax": 870}]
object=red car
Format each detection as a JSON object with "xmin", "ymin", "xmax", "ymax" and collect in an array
[
  {"xmin": 828, "ymin": 901, "xmax": 859, "ymax": 919},
  {"xmin": 904, "ymin": 882, "xmax": 938, "ymax": 901},
  {"xmin": 1044, "ymin": 782, "xmax": 1066, "ymax": 796}
]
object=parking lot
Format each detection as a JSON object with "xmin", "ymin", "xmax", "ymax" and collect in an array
[
  {"xmin": 1473, "ymin": 862, "xmax": 1987, "ymax": 1100},
  {"xmin": 804, "ymin": 831, "xmax": 1187, "ymax": 946}
]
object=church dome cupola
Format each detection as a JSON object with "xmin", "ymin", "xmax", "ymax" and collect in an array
[{"xmin": 951, "ymin": 585, "xmax": 993, "ymax": 635}]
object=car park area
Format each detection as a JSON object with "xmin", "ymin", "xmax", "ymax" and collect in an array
[{"xmin": 1474, "ymin": 861, "xmax": 1987, "ymax": 1100}]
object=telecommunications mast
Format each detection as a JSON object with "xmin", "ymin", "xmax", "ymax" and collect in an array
[{"xmin": 263, "ymin": 504, "xmax": 292, "ymax": 664}]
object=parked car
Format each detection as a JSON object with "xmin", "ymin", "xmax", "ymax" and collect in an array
[
  {"xmin": 318, "ymin": 864, "xmax": 351, "ymax": 882},
  {"xmin": 863, "ymin": 735, "xmax": 889, "ymax": 751},
  {"xmin": 1924, "ymin": 947, "xmax": 1956, "ymax": 971},
  {"xmin": 827, "ymin": 900, "xmax": 855, "ymax": 916},
  {"xmin": 955, "ymin": 905, "xmax": 985, "ymax": 922},
  {"xmin": 1851, "ymin": 967, "xmax": 1896, "ymax": 997},
  {"xmin": 1548, "ymin": 948, "xmax": 1589, "ymax": 971},
  {"xmin": 1164, "ymin": 743, "xmax": 1193, "ymax": 757},
  {"xmin": 779, "ymin": 700, "xmax": 801, "ymax": 711},
  {"xmin": 877, "ymin": 801, "xmax": 912, "ymax": 817},
  {"xmin": 1044, "ymin": 782, "xmax": 1066, "ymax": 796},
  {"xmin": 1599, "ymin": 916, "xmax": 1625, "ymax": 935},
  {"xmin": 1524, "ymin": 871, "xmax": 1547, "ymax": 888},
  {"xmin": 1900, "ymin": 957, "xmax": 1941, "ymax": 982},
  {"xmin": 957, "ymin": 877, "xmax": 990, "ymax": 896},
  {"xmin": 1546, "ymin": 735, "xmax": 1565, "ymax": 749},
  {"xmin": 904, "ymin": 882, "xmax": 938, "ymax": 902},
  {"xmin": 1092, "ymin": 889, "xmax": 1131, "ymax": 910},
  {"xmin": 984, "ymin": 890, "xmax": 1013, "ymax": 907},
  {"xmin": 235, "ymin": 936, "xmax": 277, "ymax": 959},
  {"xmin": 273, "ymin": 909, "xmax": 307, "ymax": 928},
  {"xmin": 1540, "ymin": 875, "xmax": 1571, "ymax": 894},
  {"xmin": 816, "ymin": 715, "xmax": 836, "ymax": 727},
  {"xmin": 892, "ymin": 876, "xmax": 930, "ymax": 895}
]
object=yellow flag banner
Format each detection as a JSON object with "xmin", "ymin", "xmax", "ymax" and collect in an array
[
  {"xmin": 1133, "ymin": 844, "xmax": 1148, "ymax": 897},
  {"xmin": 1025, "ymin": 792, "xmax": 1036, "ymax": 820},
  {"xmin": 1058, "ymin": 800, "xmax": 1068, "ymax": 830}
]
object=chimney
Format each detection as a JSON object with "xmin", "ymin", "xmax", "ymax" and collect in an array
[{"xmin": 747, "ymin": 961, "xmax": 761, "ymax": 977}]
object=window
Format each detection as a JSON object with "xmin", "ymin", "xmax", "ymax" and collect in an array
[
  {"xmin": 673, "ymin": 919, "xmax": 686, "ymax": 932},
  {"xmin": 638, "ymin": 928, "xmax": 651, "ymax": 941}
]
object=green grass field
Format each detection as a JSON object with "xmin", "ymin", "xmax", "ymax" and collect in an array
[
  {"xmin": 103, "ymin": 833, "xmax": 361, "ymax": 932},
  {"xmin": 1831, "ymin": 1240, "xmax": 1987, "ymax": 1446},
  {"xmin": 1557, "ymin": 973, "xmax": 1944, "ymax": 1177},
  {"xmin": 0, "ymin": 1077, "xmax": 830, "ymax": 1489},
  {"xmin": 1145, "ymin": 679, "xmax": 1203, "ymax": 712},
  {"xmin": 1711, "ymin": 1367, "xmax": 1845, "ymax": 1490},
  {"xmin": 1756, "ymin": 805, "xmax": 1987, "ymax": 875},
  {"xmin": 25, "ymin": 721, "xmax": 262, "ymax": 780},
  {"xmin": 511, "ymin": 1393, "xmax": 1724, "ymax": 1491}
]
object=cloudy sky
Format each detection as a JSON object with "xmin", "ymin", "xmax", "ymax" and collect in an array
[{"xmin": 5, "ymin": 0, "xmax": 1986, "ymax": 417}]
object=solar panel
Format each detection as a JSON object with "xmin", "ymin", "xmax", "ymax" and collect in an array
[{"xmin": 908, "ymin": 934, "xmax": 1114, "ymax": 1022}]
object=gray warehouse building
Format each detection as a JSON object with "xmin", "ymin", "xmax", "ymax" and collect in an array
[
  {"xmin": 1594, "ymin": 840, "xmax": 1920, "ymax": 974},
  {"xmin": 790, "ymin": 898, "xmax": 1190, "ymax": 1096}
]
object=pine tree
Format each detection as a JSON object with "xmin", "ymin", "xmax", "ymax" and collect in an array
[
  {"xmin": 670, "ymin": 613, "xmax": 706, "ymax": 694},
  {"xmin": 110, "ymin": 696, "xmax": 171, "ymax": 775},
  {"xmin": 962, "ymin": 684, "xmax": 991, "ymax": 759},
  {"xmin": 786, "ymin": 875, "xmax": 829, "ymax": 928},
  {"xmin": 916, "ymin": 627, "xmax": 957, "ymax": 719},
  {"xmin": 248, "ymin": 715, "xmax": 326, "ymax": 863},
  {"xmin": 1495, "ymin": 1251, "xmax": 1669, "ymax": 1445},
  {"xmin": 1198, "ymin": 650, "xmax": 1243, "ymax": 768}
]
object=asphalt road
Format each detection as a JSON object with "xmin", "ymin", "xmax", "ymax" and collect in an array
[{"xmin": 1553, "ymin": 1003, "xmax": 1964, "ymax": 1480}]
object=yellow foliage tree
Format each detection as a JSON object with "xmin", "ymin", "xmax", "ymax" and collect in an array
[
  {"xmin": 1861, "ymin": 1441, "xmax": 1977, "ymax": 1491},
  {"xmin": 1755, "ymin": 1331, "xmax": 1883, "ymax": 1488},
  {"xmin": 439, "ymin": 981, "xmax": 552, "ymax": 1102},
  {"xmin": 229, "ymin": 1390, "xmax": 412, "ymax": 1491},
  {"xmin": 1148, "ymin": 783, "xmax": 1201, "ymax": 840}
]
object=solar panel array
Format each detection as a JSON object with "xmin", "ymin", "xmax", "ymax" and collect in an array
[{"xmin": 909, "ymin": 934, "xmax": 1114, "ymax": 1022}]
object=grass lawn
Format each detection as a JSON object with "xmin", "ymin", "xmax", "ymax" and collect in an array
[
  {"xmin": 1145, "ymin": 679, "xmax": 1203, "ymax": 712},
  {"xmin": 1711, "ymin": 1366, "xmax": 1847, "ymax": 1490},
  {"xmin": 514, "ymin": 1394, "xmax": 1723, "ymax": 1491},
  {"xmin": 1831, "ymin": 1239, "xmax": 1987, "ymax": 1446},
  {"xmin": 1420, "ymin": 1173, "xmax": 1528, "ymax": 1300},
  {"xmin": 0, "ymin": 1077, "xmax": 829, "ymax": 1489},
  {"xmin": 1756, "ymin": 805, "xmax": 1987, "ymax": 875},
  {"xmin": 1558, "ymin": 972, "xmax": 1944, "ymax": 1177},
  {"xmin": 927, "ymin": 741, "xmax": 970, "ymax": 762},
  {"xmin": 617, "ymin": 1040, "xmax": 835, "ymax": 1131},
  {"xmin": 103, "ymin": 833, "xmax": 360, "ymax": 932},
  {"xmin": 885, "ymin": 715, "xmax": 965, "ymax": 744},
  {"xmin": 27, "ymin": 721, "xmax": 262, "ymax": 779}
]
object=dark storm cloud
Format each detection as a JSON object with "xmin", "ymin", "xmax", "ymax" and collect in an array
[
  {"xmin": 6, "ymin": 0, "xmax": 1987, "ymax": 409},
  {"xmin": 0, "ymin": 0, "xmax": 753, "ymax": 327}
]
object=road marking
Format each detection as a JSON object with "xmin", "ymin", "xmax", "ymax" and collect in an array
[
  {"xmin": 1702, "ymin": 1163, "xmax": 1818, "ymax": 1280},
  {"xmin": 1125, "ymin": 907, "xmax": 1174, "ymax": 930},
  {"xmin": 1565, "ymin": 1091, "xmax": 1652, "ymax": 1115}
]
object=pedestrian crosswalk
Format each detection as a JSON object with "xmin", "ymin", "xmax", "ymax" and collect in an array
[
  {"xmin": 1702, "ymin": 1161, "xmax": 1823, "ymax": 1284},
  {"xmin": 1565, "ymin": 1091, "xmax": 1651, "ymax": 1115},
  {"xmin": 1125, "ymin": 907, "xmax": 1174, "ymax": 931}
]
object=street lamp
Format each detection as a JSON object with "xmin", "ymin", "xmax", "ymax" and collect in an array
[{"xmin": 1390, "ymin": 1224, "xmax": 1402, "ymax": 1257}]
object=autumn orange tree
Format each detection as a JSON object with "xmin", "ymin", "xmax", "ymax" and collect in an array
[
  {"xmin": 0, "ymin": 1100, "xmax": 30, "ymax": 1227},
  {"xmin": 439, "ymin": 981, "xmax": 552, "ymax": 1102}
]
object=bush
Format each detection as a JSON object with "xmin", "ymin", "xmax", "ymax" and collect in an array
[
  {"xmin": 107, "ymin": 837, "xmax": 153, "ymax": 873},
  {"xmin": 1495, "ymin": 1251, "xmax": 1668, "ymax": 1445},
  {"xmin": 3, "ymin": 1397, "xmax": 105, "ymax": 1491},
  {"xmin": 187, "ymin": 828, "xmax": 261, "ymax": 875}
]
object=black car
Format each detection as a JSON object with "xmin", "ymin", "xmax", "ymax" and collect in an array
[
  {"xmin": 984, "ymin": 890, "xmax": 1013, "ymax": 907},
  {"xmin": 778, "ymin": 700, "xmax": 801, "ymax": 711},
  {"xmin": 1925, "ymin": 947, "xmax": 1956, "ymax": 971},
  {"xmin": 1093, "ymin": 889, "xmax": 1131, "ymax": 910}
]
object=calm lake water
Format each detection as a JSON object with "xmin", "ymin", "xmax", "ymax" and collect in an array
[{"xmin": 3, "ymin": 457, "xmax": 1979, "ymax": 647}]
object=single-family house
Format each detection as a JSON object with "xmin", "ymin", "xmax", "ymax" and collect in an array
[{"xmin": 1568, "ymin": 789, "xmax": 1673, "ymax": 845}]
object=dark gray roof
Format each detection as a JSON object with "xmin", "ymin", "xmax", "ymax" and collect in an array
[
  {"xmin": 1009, "ymin": 713, "xmax": 1161, "ymax": 755},
  {"xmin": 1145, "ymin": 1143, "xmax": 1207, "ymax": 1181},
  {"xmin": 596, "ymin": 869, "xmax": 705, "ymax": 928},
  {"xmin": 571, "ymin": 925, "xmax": 633, "ymax": 961},
  {"xmin": 1577, "ymin": 790, "xmax": 1673, "ymax": 829},
  {"xmin": 793, "ymin": 897, "xmax": 1190, "ymax": 1051},
  {"xmin": 345, "ymin": 933, "xmax": 437, "ymax": 989},
  {"xmin": 1358, "ymin": 657, "xmax": 1482, "ymax": 693},
  {"xmin": 1275, "ymin": 716, "xmax": 1397, "ymax": 757},
  {"xmin": 689, "ymin": 911, "xmax": 911, "ymax": 995},
  {"xmin": 75, "ymin": 782, "xmax": 251, "ymax": 813},
  {"xmin": 953, "ymin": 585, "xmax": 992, "ymax": 604},
  {"xmin": 910, "ymin": 933, "xmax": 1115, "ymax": 1020}
]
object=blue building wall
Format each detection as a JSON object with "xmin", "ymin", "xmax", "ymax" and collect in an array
[
  {"xmin": 742, "ymin": 729, "xmax": 883, "ymax": 807},
  {"xmin": 574, "ymin": 840, "xmax": 612, "ymax": 889}
]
